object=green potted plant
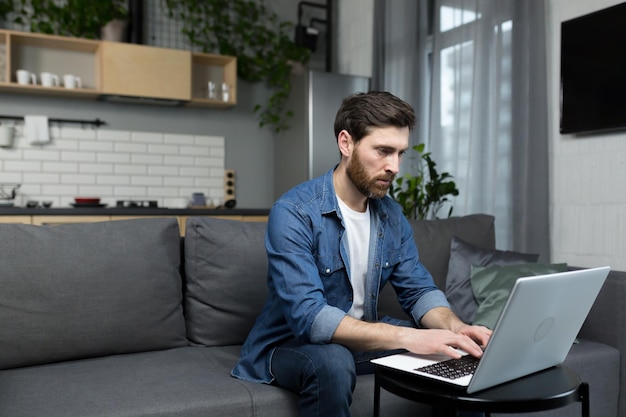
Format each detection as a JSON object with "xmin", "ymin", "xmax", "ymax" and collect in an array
[
  {"xmin": 12, "ymin": 0, "xmax": 128, "ymax": 39},
  {"xmin": 164, "ymin": 0, "xmax": 310, "ymax": 133},
  {"xmin": 389, "ymin": 143, "xmax": 460, "ymax": 220}
]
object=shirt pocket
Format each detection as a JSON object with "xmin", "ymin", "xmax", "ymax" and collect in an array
[
  {"xmin": 380, "ymin": 249, "xmax": 402, "ymax": 283},
  {"xmin": 315, "ymin": 254, "xmax": 350, "ymax": 307}
]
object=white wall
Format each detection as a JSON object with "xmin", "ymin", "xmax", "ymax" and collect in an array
[
  {"xmin": 548, "ymin": 0, "xmax": 626, "ymax": 270},
  {"xmin": 337, "ymin": 0, "xmax": 373, "ymax": 77}
]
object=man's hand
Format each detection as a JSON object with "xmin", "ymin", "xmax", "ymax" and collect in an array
[
  {"xmin": 397, "ymin": 326, "xmax": 489, "ymax": 359},
  {"xmin": 419, "ymin": 306, "xmax": 492, "ymax": 358}
]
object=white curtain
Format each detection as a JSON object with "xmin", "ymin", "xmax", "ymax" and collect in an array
[{"xmin": 373, "ymin": 0, "xmax": 550, "ymax": 259}]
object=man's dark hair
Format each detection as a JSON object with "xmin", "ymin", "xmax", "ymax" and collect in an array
[{"xmin": 333, "ymin": 91, "xmax": 416, "ymax": 142}]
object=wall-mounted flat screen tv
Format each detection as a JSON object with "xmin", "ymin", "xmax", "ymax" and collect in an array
[{"xmin": 560, "ymin": 2, "xmax": 626, "ymax": 134}]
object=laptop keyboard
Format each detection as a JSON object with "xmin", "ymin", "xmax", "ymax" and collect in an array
[{"xmin": 414, "ymin": 355, "xmax": 480, "ymax": 380}]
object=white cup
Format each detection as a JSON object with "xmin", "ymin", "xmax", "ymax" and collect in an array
[
  {"xmin": 221, "ymin": 82, "xmax": 230, "ymax": 102},
  {"xmin": 40, "ymin": 72, "xmax": 60, "ymax": 87},
  {"xmin": 0, "ymin": 125, "xmax": 15, "ymax": 147},
  {"xmin": 208, "ymin": 81, "xmax": 217, "ymax": 99},
  {"xmin": 63, "ymin": 74, "xmax": 82, "ymax": 89},
  {"xmin": 16, "ymin": 69, "xmax": 36, "ymax": 85}
]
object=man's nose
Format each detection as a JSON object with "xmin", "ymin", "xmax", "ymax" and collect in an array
[{"xmin": 386, "ymin": 154, "xmax": 401, "ymax": 174}]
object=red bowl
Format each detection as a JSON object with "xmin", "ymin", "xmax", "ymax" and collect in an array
[{"xmin": 74, "ymin": 197, "xmax": 101, "ymax": 204}]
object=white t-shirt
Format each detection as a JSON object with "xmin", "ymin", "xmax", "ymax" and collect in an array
[{"xmin": 337, "ymin": 197, "xmax": 371, "ymax": 319}]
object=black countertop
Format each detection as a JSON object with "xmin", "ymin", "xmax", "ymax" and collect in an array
[{"xmin": 0, "ymin": 207, "xmax": 270, "ymax": 216}]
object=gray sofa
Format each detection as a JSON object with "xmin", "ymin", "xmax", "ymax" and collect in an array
[{"xmin": 0, "ymin": 214, "xmax": 622, "ymax": 417}]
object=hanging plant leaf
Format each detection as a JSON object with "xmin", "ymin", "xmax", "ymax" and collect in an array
[{"xmin": 164, "ymin": 0, "xmax": 310, "ymax": 133}]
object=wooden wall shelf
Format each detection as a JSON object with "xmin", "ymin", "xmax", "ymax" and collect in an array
[{"xmin": 0, "ymin": 29, "xmax": 237, "ymax": 108}]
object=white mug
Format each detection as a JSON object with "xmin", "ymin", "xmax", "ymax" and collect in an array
[
  {"xmin": 40, "ymin": 72, "xmax": 59, "ymax": 87},
  {"xmin": 0, "ymin": 125, "xmax": 15, "ymax": 147},
  {"xmin": 63, "ymin": 74, "xmax": 82, "ymax": 89},
  {"xmin": 16, "ymin": 69, "xmax": 36, "ymax": 85}
]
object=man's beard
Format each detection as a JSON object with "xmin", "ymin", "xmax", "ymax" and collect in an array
[{"xmin": 346, "ymin": 150, "xmax": 395, "ymax": 199}]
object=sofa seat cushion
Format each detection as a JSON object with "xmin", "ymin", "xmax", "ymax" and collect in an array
[
  {"xmin": 0, "ymin": 218, "xmax": 187, "ymax": 370},
  {"xmin": 0, "ymin": 345, "xmax": 431, "ymax": 417},
  {"xmin": 0, "ymin": 346, "xmax": 281, "ymax": 417}
]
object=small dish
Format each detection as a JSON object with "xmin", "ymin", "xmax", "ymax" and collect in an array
[{"xmin": 74, "ymin": 197, "xmax": 101, "ymax": 204}]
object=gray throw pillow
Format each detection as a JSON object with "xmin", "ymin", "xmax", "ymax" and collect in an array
[
  {"xmin": 184, "ymin": 217, "xmax": 268, "ymax": 346},
  {"xmin": 470, "ymin": 263, "xmax": 568, "ymax": 329},
  {"xmin": 0, "ymin": 218, "xmax": 187, "ymax": 370},
  {"xmin": 445, "ymin": 236, "xmax": 539, "ymax": 324}
]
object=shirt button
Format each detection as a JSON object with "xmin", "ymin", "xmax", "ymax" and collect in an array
[
  {"xmin": 385, "ymin": 262, "xmax": 389, "ymax": 267},
  {"xmin": 325, "ymin": 268, "xmax": 331, "ymax": 274}
]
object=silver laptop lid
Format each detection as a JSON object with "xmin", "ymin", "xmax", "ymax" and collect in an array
[{"xmin": 467, "ymin": 266, "xmax": 609, "ymax": 393}]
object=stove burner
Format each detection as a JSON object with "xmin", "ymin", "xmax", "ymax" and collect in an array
[{"xmin": 116, "ymin": 200, "xmax": 159, "ymax": 208}]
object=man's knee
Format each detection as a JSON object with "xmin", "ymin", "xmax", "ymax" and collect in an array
[
  {"xmin": 273, "ymin": 342, "xmax": 356, "ymax": 394},
  {"xmin": 302, "ymin": 343, "xmax": 356, "ymax": 386}
]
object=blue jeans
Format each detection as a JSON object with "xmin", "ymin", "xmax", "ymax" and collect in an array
[{"xmin": 270, "ymin": 318, "xmax": 483, "ymax": 417}]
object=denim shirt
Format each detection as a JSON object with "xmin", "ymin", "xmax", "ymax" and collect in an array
[{"xmin": 231, "ymin": 168, "xmax": 450, "ymax": 383}]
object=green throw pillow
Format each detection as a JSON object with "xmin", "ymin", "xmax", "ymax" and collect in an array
[{"xmin": 470, "ymin": 263, "xmax": 568, "ymax": 329}]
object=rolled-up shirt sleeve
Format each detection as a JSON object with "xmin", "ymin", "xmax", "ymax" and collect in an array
[
  {"xmin": 410, "ymin": 288, "xmax": 450, "ymax": 326},
  {"xmin": 310, "ymin": 305, "xmax": 347, "ymax": 343}
]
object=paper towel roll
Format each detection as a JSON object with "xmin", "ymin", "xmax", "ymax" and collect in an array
[{"xmin": 24, "ymin": 115, "xmax": 50, "ymax": 145}]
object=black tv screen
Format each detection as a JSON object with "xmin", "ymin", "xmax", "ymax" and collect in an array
[{"xmin": 560, "ymin": 3, "xmax": 626, "ymax": 134}]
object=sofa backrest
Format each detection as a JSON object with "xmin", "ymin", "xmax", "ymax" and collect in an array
[
  {"xmin": 0, "ymin": 218, "xmax": 188, "ymax": 370},
  {"xmin": 183, "ymin": 214, "xmax": 496, "ymax": 346},
  {"xmin": 184, "ymin": 217, "xmax": 268, "ymax": 347}
]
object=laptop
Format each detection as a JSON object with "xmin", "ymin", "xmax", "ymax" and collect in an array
[{"xmin": 371, "ymin": 266, "xmax": 610, "ymax": 393}]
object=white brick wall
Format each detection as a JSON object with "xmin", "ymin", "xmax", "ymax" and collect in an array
[
  {"xmin": 0, "ymin": 125, "xmax": 225, "ymax": 208},
  {"xmin": 549, "ymin": 0, "xmax": 626, "ymax": 270}
]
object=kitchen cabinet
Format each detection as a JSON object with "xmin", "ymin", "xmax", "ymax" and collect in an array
[
  {"xmin": 188, "ymin": 52, "xmax": 237, "ymax": 107},
  {"xmin": 0, "ymin": 215, "xmax": 31, "ymax": 224},
  {"xmin": 100, "ymin": 41, "xmax": 190, "ymax": 101},
  {"xmin": 31, "ymin": 215, "xmax": 110, "ymax": 226},
  {"xmin": 0, "ymin": 29, "xmax": 237, "ymax": 107},
  {"xmin": 0, "ymin": 30, "xmax": 100, "ymax": 98}
]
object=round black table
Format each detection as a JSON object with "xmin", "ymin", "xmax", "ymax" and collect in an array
[{"xmin": 374, "ymin": 365, "xmax": 589, "ymax": 417}]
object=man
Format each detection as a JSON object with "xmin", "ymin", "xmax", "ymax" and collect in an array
[{"xmin": 232, "ymin": 91, "xmax": 492, "ymax": 417}]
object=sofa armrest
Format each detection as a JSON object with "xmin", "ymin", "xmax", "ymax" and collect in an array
[
  {"xmin": 579, "ymin": 269, "xmax": 626, "ymax": 349},
  {"xmin": 578, "ymin": 269, "xmax": 626, "ymax": 417}
]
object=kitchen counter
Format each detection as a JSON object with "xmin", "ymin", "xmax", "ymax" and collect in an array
[
  {"xmin": 0, "ymin": 207, "xmax": 270, "ymax": 216},
  {"xmin": 0, "ymin": 207, "xmax": 270, "ymax": 233}
]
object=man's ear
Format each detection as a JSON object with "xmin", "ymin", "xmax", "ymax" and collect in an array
[{"xmin": 337, "ymin": 130, "xmax": 353, "ymax": 157}]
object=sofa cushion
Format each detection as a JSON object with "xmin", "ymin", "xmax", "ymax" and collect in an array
[
  {"xmin": 184, "ymin": 217, "xmax": 268, "ymax": 346},
  {"xmin": 470, "ymin": 263, "xmax": 568, "ymax": 329},
  {"xmin": 0, "ymin": 346, "xmax": 293, "ymax": 417},
  {"xmin": 377, "ymin": 214, "xmax": 496, "ymax": 320},
  {"xmin": 0, "ymin": 218, "xmax": 187, "ymax": 370},
  {"xmin": 445, "ymin": 236, "xmax": 539, "ymax": 323}
]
